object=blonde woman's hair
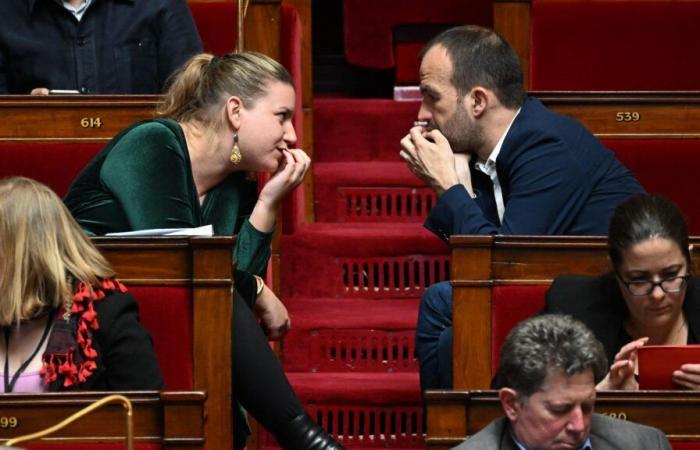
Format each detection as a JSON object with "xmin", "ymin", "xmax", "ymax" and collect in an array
[
  {"xmin": 0, "ymin": 177, "xmax": 114, "ymax": 326},
  {"xmin": 156, "ymin": 51, "xmax": 294, "ymax": 128}
]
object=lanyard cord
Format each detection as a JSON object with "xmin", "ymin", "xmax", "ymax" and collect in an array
[{"xmin": 3, "ymin": 313, "xmax": 55, "ymax": 393}]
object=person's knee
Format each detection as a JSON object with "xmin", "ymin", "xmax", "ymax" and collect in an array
[
  {"xmin": 419, "ymin": 281, "xmax": 453, "ymax": 322},
  {"xmin": 416, "ymin": 282, "xmax": 454, "ymax": 356}
]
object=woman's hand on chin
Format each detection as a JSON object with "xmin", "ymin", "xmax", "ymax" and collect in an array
[
  {"xmin": 596, "ymin": 337, "xmax": 648, "ymax": 391},
  {"xmin": 258, "ymin": 148, "xmax": 311, "ymax": 208},
  {"xmin": 673, "ymin": 364, "xmax": 700, "ymax": 390}
]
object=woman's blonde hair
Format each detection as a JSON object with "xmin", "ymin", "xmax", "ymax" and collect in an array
[
  {"xmin": 156, "ymin": 51, "xmax": 294, "ymax": 128},
  {"xmin": 0, "ymin": 177, "xmax": 114, "ymax": 326}
]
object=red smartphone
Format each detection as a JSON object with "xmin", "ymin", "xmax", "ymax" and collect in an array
[{"xmin": 637, "ymin": 345, "xmax": 700, "ymax": 390}]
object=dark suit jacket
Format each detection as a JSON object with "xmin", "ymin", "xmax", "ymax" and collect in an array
[
  {"xmin": 453, "ymin": 415, "xmax": 671, "ymax": 449},
  {"xmin": 425, "ymin": 97, "xmax": 645, "ymax": 240},
  {"xmin": 0, "ymin": 0, "xmax": 202, "ymax": 94},
  {"xmin": 544, "ymin": 273, "xmax": 700, "ymax": 365}
]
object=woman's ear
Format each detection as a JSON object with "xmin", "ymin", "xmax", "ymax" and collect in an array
[{"xmin": 226, "ymin": 95, "xmax": 243, "ymax": 129}]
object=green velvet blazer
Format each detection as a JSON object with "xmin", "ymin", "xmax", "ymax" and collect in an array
[{"xmin": 64, "ymin": 118, "xmax": 272, "ymax": 274}]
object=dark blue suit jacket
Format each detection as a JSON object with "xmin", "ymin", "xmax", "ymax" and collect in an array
[{"xmin": 425, "ymin": 98, "xmax": 645, "ymax": 239}]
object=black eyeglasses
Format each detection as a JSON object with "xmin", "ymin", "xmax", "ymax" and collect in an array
[{"xmin": 616, "ymin": 273, "xmax": 690, "ymax": 296}]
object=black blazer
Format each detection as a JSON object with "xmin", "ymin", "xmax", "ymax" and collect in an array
[
  {"xmin": 48, "ymin": 290, "xmax": 164, "ymax": 391},
  {"xmin": 544, "ymin": 273, "xmax": 700, "ymax": 365}
]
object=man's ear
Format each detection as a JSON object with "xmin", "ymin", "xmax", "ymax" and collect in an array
[
  {"xmin": 226, "ymin": 95, "xmax": 243, "ymax": 129},
  {"xmin": 465, "ymin": 87, "xmax": 489, "ymax": 118},
  {"xmin": 499, "ymin": 388, "xmax": 521, "ymax": 422}
]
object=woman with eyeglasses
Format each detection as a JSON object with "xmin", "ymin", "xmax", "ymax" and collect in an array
[{"xmin": 544, "ymin": 194, "xmax": 699, "ymax": 390}]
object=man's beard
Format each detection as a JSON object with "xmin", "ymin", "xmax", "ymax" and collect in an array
[{"xmin": 440, "ymin": 105, "xmax": 484, "ymax": 154}]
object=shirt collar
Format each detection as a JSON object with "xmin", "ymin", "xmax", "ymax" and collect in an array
[
  {"xmin": 509, "ymin": 425, "xmax": 593, "ymax": 450},
  {"xmin": 57, "ymin": 0, "xmax": 92, "ymax": 17},
  {"xmin": 28, "ymin": 0, "xmax": 133, "ymax": 14},
  {"xmin": 477, "ymin": 107, "xmax": 521, "ymax": 167}
]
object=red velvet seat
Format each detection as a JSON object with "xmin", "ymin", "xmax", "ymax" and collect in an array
[
  {"xmin": 530, "ymin": 0, "xmax": 700, "ymax": 90},
  {"xmin": 189, "ymin": 2, "xmax": 237, "ymax": 56},
  {"xmin": 129, "ymin": 286, "xmax": 193, "ymax": 390},
  {"xmin": 0, "ymin": 142, "xmax": 103, "ymax": 196},
  {"xmin": 491, "ymin": 285, "xmax": 549, "ymax": 373},
  {"xmin": 602, "ymin": 139, "xmax": 700, "ymax": 235},
  {"xmin": 343, "ymin": 0, "xmax": 492, "ymax": 84}
]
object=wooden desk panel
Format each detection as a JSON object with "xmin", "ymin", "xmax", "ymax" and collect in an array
[
  {"xmin": 0, "ymin": 95, "xmax": 158, "ymax": 142},
  {"xmin": 450, "ymin": 236, "xmax": 700, "ymax": 389},
  {"xmin": 93, "ymin": 237, "xmax": 236, "ymax": 450},
  {"xmin": 538, "ymin": 92, "xmax": 700, "ymax": 138},
  {"xmin": 0, "ymin": 391, "xmax": 204, "ymax": 449},
  {"xmin": 426, "ymin": 390, "xmax": 700, "ymax": 449}
]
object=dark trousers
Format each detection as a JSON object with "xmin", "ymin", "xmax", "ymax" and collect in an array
[{"xmin": 415, "ymin": 281, "xmax": 453, "ymax": 391}]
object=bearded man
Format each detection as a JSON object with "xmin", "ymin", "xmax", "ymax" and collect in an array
[{"xmin": 400, "ymin": 26, "xmax": 645, "ymax": 390}]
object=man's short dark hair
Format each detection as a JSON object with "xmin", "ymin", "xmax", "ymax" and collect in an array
[
  {"xmin": 422, "ymin": 25, "xmax": 526, "ymax": 109},
  {"xmin": 495, "ymin": 315, "xmax": 608, "ymax": 397}
]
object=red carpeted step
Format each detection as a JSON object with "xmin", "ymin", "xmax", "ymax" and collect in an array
[
  {"xmin": 261, "ymin": 373, "xmax": 424, "ymax": 449},
  {"xmin": 283, "ymin": 298, "xmax": 419, "ymax": 372},
  {"xmin": 313, "ymin": 98, "xmax": 419, "ymax": 162},
  {"xmin": 280, "ymin": 223, "xmax": 448, "ymax": 299},
  {"xmin": 314, "ymin": 162, "xmax": 434, "ymax": 222}
]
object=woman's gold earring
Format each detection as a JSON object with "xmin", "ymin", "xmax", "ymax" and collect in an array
[{"xmin": 230, "ymin": 133, "xmax": 242, "ymax": 165}]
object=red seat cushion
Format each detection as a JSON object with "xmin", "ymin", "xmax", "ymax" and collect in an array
[
  {"xmin": 0, "ymin": 142, "xmax": 103, "ymax": 197},
  {"xmin": 491, "ymin": 285, "xmax": 549, "ymax": 374},
  {"xmin": 343, "ymin": 0, "xmax": 492, "ymax": 70},
  {"xmin": 602, "ymin": 139, "xmax": 700, "ymax": 235},
  {"xmin": 672, "ymin": 443, "xmax": 700, "ymax": 450},
  {"xmin": 189, "ymin": 2, "xmax": 237, "ymax": 56},
  {"xmin": 530, "ymin": 0, "xmax": 700, "ymax": 90},
  {"xmin": 129, "ymin": 286, "xmax": 193, "ymax": 390}
]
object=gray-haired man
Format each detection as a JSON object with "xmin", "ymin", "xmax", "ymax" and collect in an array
[{"xmin": 454, "ymin": 315, "xmax": 671, "ymax": 450}]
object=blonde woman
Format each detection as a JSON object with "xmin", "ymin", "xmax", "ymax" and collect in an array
[
  {"xmin": 0, "ymin": 177, "xmax": 163, "ymax": 392},
  {"xmin": 64, "ymin": 53, "xmax": 343, "ymax": 450}
]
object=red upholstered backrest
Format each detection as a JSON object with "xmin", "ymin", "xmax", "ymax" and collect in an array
[
  {"xmin": 530, "ymin": 0, "xmax": 700, "ymax": 90},
  {"xmin": 128, "ymin": 286, "xmax": 193, "ymax": 390},
  {"xmin": 343, "ymin": 0, "xmax": 492, "ymax": 70},
  {"xmin": 602, "ymin": 139, "xmax": 700, "ymax": 234},
  {"xmin": 491, "ymin": 285, "xmax": 550, "ymax": 374},
  {"xmin": 188, "ymin": 2, "xmax": 237, "ymax": 56},
  {"xmin": 672, "ymin": 443, "xmax": 700, "ymax": 449},
  {"xmin": 0, "ymin": 142, "xmax": 103, "ymax": 197}
]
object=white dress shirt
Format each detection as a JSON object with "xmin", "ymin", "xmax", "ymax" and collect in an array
[{"xmin": 473, "ymin": 108, "xmax": 521, "ymax": 224}]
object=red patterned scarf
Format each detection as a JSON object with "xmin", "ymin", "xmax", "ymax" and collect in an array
[{"xmin": 40, "ymin": 278, "xmax": 127, "ymax": 387}]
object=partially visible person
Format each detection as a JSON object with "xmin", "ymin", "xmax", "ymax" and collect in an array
[
  {"xmin": 64, "ymin": 52, "xmax": 342, "ymax": 450},
  {"xmin": 405, "ymin": 25, "xmax": 645, "ymax": 390},
  {"xmin": 0, "ymin": 0, "xmax": 202, "ymax": 94},
  {"xmin": 545, "ymin": 194, "xmax": 700, "ymax": 391},
  {"xmin": 0, "ymin": 177, "xmax": 163, "ymax": 392},
  {"xmin": 454, "ymin": 314, "xmax": 671, "ymax": 449}
]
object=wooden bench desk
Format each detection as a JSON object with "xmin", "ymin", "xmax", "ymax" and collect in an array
[
  {"xmin": 450, "ymin": 236, "xmax": 700, "ymax": 389},
  {"xmin": 425, "ymin": 390, "xmax": 700, "ymax": 449},
  {"xmin": 538, "ymin": 92, "xmax": 700, "ymax": 138},
  {"xmin": 0, "ymin": 391, "xmax": 205, "ymax": 449},
  {"xmin": 94, "ymin": 237, "xmax": 236, "ymax": 450},
  {"xmin": 0, "ymin": 95, "xmax": 158, "ymax": 143}
]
